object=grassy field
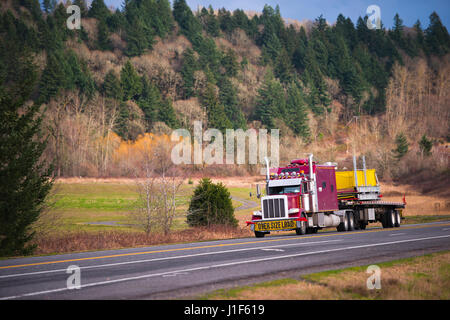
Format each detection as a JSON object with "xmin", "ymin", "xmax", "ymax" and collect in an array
[
  {"xmin": 46, "ymin": 179, "xmax": 257, "ymax": 233},
  {"xmin": 200, "ymin": 251, "xmax": 450, "ymax": 300}
]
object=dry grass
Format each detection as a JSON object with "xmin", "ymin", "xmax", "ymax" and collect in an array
[
  {"xmin": 32, "ymin": 225, "xmax": 252, "ymax": 256},
  {"xmin": 203, "ymin": 251, "xmax": 450, "ymax": 300},
  {"xmin": 382, "ymin": 182, "xmax": 450, "ymax": 216}
]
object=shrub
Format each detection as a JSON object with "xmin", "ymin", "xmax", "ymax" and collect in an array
[{"xmin": 187, "ymin": 178, "xmax": 238, "ymax": 227}]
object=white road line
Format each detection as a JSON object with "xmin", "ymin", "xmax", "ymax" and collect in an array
[
  {"xmin": 261, "ymin": 248, "xmax": 284, "ymax": 252},
  {"xmin": 0, "ymin": 239, "xmax": 343, "ymax": 279},
  {"xmin": 1, "ymin": 234, "xmax": 449, "ymax": 300},
  {"xmin": 389, "ymin": 233, "xmax": 406, "ymax": 236}
]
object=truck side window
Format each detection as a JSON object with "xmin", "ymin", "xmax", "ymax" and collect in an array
[
  {"xmin": 322, "ymin": 181, "xmax": 326, "ymax": 189},
  {"xmin": 331, "ymin": 184, "xmax": 334, "ymax": 192}
]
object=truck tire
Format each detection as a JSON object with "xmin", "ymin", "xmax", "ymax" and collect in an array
[
  {"xmin": 394, "ymin": 210, "xmax": 401, "ymax": 228},
  {"xmin": 382, "ymin": 210, "xmax": 395, "ymax": 228},
  {"xmin": 255, "ymin": 231, "xmax": 265, "ymax": 238},
  {"xmin": 388, "ymin": 210, "xmax": 396, "ymax": 228},
  {"xmin": 347, "ymin": 211, "xmax": 355, "ymax": 231},
  {"xmin": 296, "ymin": 218, "xmax": 307, "ymax": 235},
  {"xmin": 337, "ymin": 213, "xmax": 349, "ymax": 232},
  {"xmin": 307, "ymin": 227, "xmax": 318, "ymax": 234}
]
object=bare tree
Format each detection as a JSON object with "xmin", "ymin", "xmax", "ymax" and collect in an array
[{"xmin": 131, "ymin": 135, "xmax": 185, "ymax": 235}]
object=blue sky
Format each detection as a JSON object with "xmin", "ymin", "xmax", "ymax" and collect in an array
[{"xmin": 102, "ymin": 0, "xmax": 450, "ymax": 29}]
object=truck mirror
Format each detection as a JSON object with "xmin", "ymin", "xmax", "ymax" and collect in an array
[{"xmin": 256, "ymin": 185, "xmax": 261, "ymax": 198}]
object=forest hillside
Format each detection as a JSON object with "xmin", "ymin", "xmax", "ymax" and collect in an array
[{"xmin": 1, "ymin": 0, "xmax": 449, "ymax": 184}]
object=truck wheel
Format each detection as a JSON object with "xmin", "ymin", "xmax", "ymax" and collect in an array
[
  {"xmin": 388, "ymin": 210, "xmax": 396, "ymax": 228},
  {"xmin": 296, "ymin": 220, "xmax": 307, "ymax": 235},
  {"xmin": 255, "ymin": 231, "xmax": 265, "ymax": 238},
  {"xmin": 337, "ymin": 214, "xmax": 349, "ymax": 232},
  {"xmin": 394, "ymin": 210, "xmax": 401, "ymax": 228},
  {"xmin": 347, "ymin": 212, "xmax": 355, "ymax": 231}
]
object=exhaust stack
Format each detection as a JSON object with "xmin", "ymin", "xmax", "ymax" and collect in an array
[
  {"xmin": 353, "ymin": 155, "xmax": 358, "ymax": 188},
  {"xmin": 264, "ymin": 156, "xmax": 270, "ymax": 183},
  {"xmin": 308, "ymin": 154, "xmax": 318, "ymax": 212}
]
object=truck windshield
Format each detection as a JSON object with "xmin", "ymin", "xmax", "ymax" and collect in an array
[{"xmin": 269, "ymin": 185, "xmax": 301, "ymax": 195}]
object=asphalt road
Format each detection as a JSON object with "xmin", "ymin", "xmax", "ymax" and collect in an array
[{"xmin": 1, "ymin": 221, "xmax": 449, "ymax": 300}]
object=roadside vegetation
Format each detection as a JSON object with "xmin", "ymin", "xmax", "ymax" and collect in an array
[{"xmin": 200, "ymin": 251, "xmax": 450, "ymax": 300}]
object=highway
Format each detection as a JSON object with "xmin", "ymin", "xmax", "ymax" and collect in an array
[{"xmin": 0, "ymin": 221, "xmax": 449, "ymax": 300}]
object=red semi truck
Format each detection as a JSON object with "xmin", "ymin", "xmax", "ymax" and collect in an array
[{"xmin": 247, "ymin": 155, "xmax": 406, "ymax": 238}]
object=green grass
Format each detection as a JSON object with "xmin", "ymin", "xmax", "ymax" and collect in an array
[
  {"xmin": 46, "ymin": 182, "xmax": 260, "ymax": 234},
  {"xmin": 403, "ymin": 215, "xmax": 450, "ymax": 224},
  {"xmin": 200, "ymin": 278, "xmax": 298, "ymax": 300}
]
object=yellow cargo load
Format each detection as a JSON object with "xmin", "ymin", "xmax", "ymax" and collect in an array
[{"xmin": 336, "ymin": 169, "xmax": 378, "ymax": 190}]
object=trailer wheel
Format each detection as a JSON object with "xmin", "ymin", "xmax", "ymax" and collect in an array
[
  {"xmin": 337, "ymin": 213, "xmax": 349, "ymax": 232},
  {"xmin": 389, "ymin": 210, "xmax": 396, "ymax": 228},
  {"xmin": 383, "ymin": 210, "xmax": 395, "ymax": 228},
  {"xmin": 394, "ymin": 210, "xmax": 401, "ymax": 228},
  {"xmin": 347, "ymin": 212, "xmax": 355, "ymax": 231}
]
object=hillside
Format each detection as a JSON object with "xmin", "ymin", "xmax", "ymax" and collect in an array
[{"xmin": 0, "ymin": 0, "xmax": 449, "ymax": 182}]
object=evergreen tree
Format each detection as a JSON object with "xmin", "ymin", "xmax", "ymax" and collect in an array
[
  {"xmin": 274, "ymin": 49, "xmax": 294, "ymax": 83},
  {"xmin": 102, "ymin": 70, "xmax": 122, "ymax": 100},
  {"xmin": 158, "ymin": 98, "xmax": 179, "ymax": 128},
  {"xmin": 125, "ymin": 19, "xmax": 152, "ymax": 56},
  {"xmin": 187, "ymin": 178, "xmax": 237, "ymax": 227},
  {"xmin": 73, "ymin": 0, "xmax": 88, "ymax": 16},
  {"xmin": 286, "ymin": 81, "xmax": 310, "ymax": 139},
  {"xmin": 123, "ymin": 1, "xmax": 155, "ymax": 56},
  {"xmin": 392, "ymin": 132, "xmax": 409, "ymax": 160},
  {"xmin": 201, "ymin": 83, "xmax": 232, "ymax": 132},
  {"xmin": 413, "ymin": 20, "xmax": 425, "ymax": 51},
  {"xmin": 0, "ymin": 31, "xmax": 53, "ymax": 256},
  {"xmin": 120, "ymin": 61, "xmax": 142, "ymax": 101},
  {"xmin": 39, "ymin": 51, "xmax": 65, "ymax": 103},
  {"xmin": 418, "ymin": 134, "xmax": 433, "ymax": 157},
  {"xmin": 180, "ymin": 48, "xmax": 198, "ymax": 98},
  {"xmin": 138, "ymin": 75, "xmax": 159, "ymax": 129},
  {"xmin": 42, "ymin": 0, "xmax": 57, "ymax": 14},
  {"xmin": 221, "ymin": 48, "xmax": 239, "ymax": 77},
  {"xmin": 391, "ymin": 13, "xmax": 404, "ymax": 44},
  {"xmin": 255, "ymin": 71, "xmax": 286, "ymax": 128},
  {"xmin": 218, "ymin": 78, "xmax": 246, "ymax": 129},
  {"xmin": 425, "ymin": 12, "xmax": 450, "ymax": 56},
  {"xmin": 88, "ymin": 0, "xmax": 110, "ymax": 20},
  {"xmin": 218, "ymin": 8, "xmax": 236, "ymax": 35},
  {"xmin": 97, "ymin": 18, "xmax": 112, "ymax": 51},
  {"xmin": 173, "ymin": 0, "xmax": 202, "ymax": 38}
]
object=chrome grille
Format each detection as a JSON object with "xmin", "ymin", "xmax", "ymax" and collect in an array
[{"xmin": 262, "ymin": 197, "xmax": 286, "ymax": 219}]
